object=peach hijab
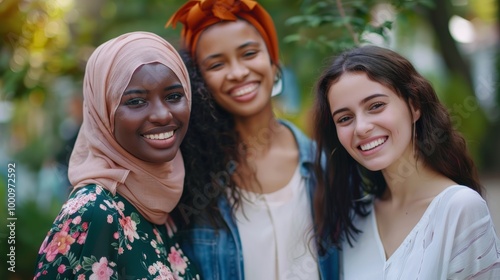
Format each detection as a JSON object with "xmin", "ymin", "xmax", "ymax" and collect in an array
[
  {"xmin": 166, "ymin": 0, "xmax": 279, "ymax": 64},
  {"xmin": 68, "ymin": 31, "xmax": 191, "ymax": 225}
]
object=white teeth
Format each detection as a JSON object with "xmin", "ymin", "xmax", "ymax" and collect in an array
[
  {"xmin": 360, "ymin": 138, "xmax": 386, "ymax": 151},
  {"xmin": 232, "ymin": 84, "xmax": 258, "ymax": 97},
  {"xmin": 143, "ymin": 131, "xmax": 174, "ymax": 140}
]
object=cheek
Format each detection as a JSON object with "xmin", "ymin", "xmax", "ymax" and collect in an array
[
  {"xmin": 113, "ymin": 112, "xmax": 125, "ymax": 138},
  {"xmin": 201, "ymin": 71, "xmax": 220, "ymax": 91},
  {"xmin": 172, "ymin": 102, "xmax": 191, "ymax": 124},
  {"xmin": 336, "ymin": 127, "xmax": 352, "ymax": 148}
]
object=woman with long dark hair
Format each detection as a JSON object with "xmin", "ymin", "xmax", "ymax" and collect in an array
[{"xmin": 313, "ymin": 45, "xmax": 500, "ymax": 279}]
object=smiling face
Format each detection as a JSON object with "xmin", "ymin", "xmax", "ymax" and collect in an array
[
  {"xmin": 114, "ymin": 63, "xmax": 190, "ymax": 163},
  {"xmin": 327, "ymin": 72, "xmax": 420, "ymax": 172},
  {"xmin": 195, "ymin": 20, "xmax": 277, "ymax": 117}
]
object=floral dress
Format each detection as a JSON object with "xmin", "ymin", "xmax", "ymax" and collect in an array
[{"xmin": 34, "ymin": 184, "xmax": 200, "ymax": 280}]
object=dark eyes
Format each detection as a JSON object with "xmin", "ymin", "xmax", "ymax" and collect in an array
[
  {"xmin": 206, "ymin": 62, "xmax": 223, "ymax": 71},
  {"xmin": 335, "ymin": 102, "xmax": 387, "ymax": 124},
  {"xmin": 166, "ymin": 92, "xmax": 184, "ymax": 102},
  {"xmin": 370, "ymin": 102, "xmax": 385, "ymax": 110},
  {"xmin": 243, "ymin": 50, "xmax": 258, "ymax": 58},
  {"xmin": 337, "ymin": 116, "xmax": 351, "ymax": 124},
  {"xmin": 123, "ymin": 92, "xmax": 185, "ymax": 107},
  {"xmin": 124, "ymin": 98, "xmax": 145, "ymax": 106},
  {"xmin": 205, "ymin": 49, "xmax": 259, "ymax": 71}
]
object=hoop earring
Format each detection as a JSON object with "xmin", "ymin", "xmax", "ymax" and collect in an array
[
  {"xmin": 271, "ymin": 75, "xmax": 282, "ymax": 97},
  {"xmin": 330, "ymin": 148, "xmax": 337, "ymax": 158},
  {"xmin": 412, "ymin": 121, "xmax": 417, "ymax": 158}
]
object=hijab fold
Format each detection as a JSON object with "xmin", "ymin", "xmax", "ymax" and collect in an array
[
  {"xmin": 166, "ymin": 0, "xmax": 279, "ymax": 64},
  {"xmin": 69, "ymin": 31, "xmax": 191, "ymax": 225}
]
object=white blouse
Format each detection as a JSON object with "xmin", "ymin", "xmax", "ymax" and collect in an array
[
  {"xmin": 234, "ymin": 165, "xmax": 320, "ymax": 280},
  {"xmin": 342, "ymin": 185, "xmax": 500, "ymax": 280}
]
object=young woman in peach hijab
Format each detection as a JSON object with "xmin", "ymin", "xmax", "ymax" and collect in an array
[
  {"xmin": 33, "ymin": 31, "xmax": 200, "ymax": 279},
  {"xmin": 166, "ymin": 1, "xmax": 339, "ymax": 279}
]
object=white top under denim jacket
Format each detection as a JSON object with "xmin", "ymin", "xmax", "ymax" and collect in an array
[
  {"xmin": 174, "ymin": 119, "xmax": 340, "ymax": 280},
  {"xmin": 235, "ymin": 164, "xmax": 320, "ymax": 280}
]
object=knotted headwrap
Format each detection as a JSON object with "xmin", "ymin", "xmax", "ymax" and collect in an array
[
  {"xmin": 69, "ymin": 31, "xmax": 191, "ymax": 225},
  {"xmin": 166, "ymin": 0, "xmax": 279, "ymax": 64}
]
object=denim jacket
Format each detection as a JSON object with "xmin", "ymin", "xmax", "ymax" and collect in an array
[{"xmin": 176, "ymin": 120, "xmax": 339, "ymax": 280}]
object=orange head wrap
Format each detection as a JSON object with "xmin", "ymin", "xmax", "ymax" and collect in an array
[{"xmin": 166, "ymin": 0, "xmax": 279, "ymax": 65}]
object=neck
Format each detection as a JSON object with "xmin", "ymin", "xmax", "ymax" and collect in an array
[
  {"xmin": 233, "ymin": 108, "xmax": 280, "ymax": 154},
  {"xmin": 380, "ymin": 156, "xmax": 454, "ymax": 205}
]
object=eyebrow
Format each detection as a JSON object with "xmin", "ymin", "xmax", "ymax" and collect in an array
[
  {"xmin": 200, "ymin": 41, "xmax": 260, "ymax": 64},
  {"xmin": 123, "ymin": 84, "xmax": 184, "ymax": 96},
  {"xmin": 331, "ymin": 93, "xmax": 388, "ymax": 117}
]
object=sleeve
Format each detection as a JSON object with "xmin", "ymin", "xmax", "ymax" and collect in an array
[
  {"xmin": 33, "ymin": 186, "xmax": 120, "ymax": 280},
  {"xmin": 447, "ymin": 188, "xmax": 500, "ymax": 279}
]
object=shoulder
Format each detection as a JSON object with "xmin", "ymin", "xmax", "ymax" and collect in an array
[
  {"xmin": 279, "ymin": 119, "xmax": 316, "ymax": 162},
  {"xmin": 279, "ymin": 119, "xmax": 312, "ymax": 144},
  {"xmin": 438, "ymin": 185, "xmax": 486, "ymax": 212},
  {"xmin": 432, "ymin": 185, "xmax": 492, "ymax": 231},
  {"xmin": 61, "ymin": 184, "xmax": 120, "ymax": 225}
]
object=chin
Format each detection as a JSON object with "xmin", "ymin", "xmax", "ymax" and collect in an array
[
  {"xmin": 139, "ymin": 153, "xmax": 177, "ymax": 164},
  {"xmin": 358, "ymin": 161, "xmax": 388, "ymax": 172}
]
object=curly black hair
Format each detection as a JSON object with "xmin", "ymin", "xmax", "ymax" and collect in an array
[{"xmin": 173, "ymin": 50, "xmax": 244, "ymax": 228}]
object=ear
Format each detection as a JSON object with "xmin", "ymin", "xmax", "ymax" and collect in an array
[{"xmin": 411, "ymin": 105, "xmax": 421, "ymax": 123}]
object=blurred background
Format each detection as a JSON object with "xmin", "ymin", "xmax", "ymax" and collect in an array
[{"xmin": 0, "ymin": 0, "xmax": 499, "ymax": 278}]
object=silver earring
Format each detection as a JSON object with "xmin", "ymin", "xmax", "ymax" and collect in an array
[{"xmin": 271, "ymin": 76, "xmax": 282, "ymax": 97}]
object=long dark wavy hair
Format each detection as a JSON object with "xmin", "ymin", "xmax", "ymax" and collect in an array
[{"xmin": 312, "ymin": 45, "xmax": 483, "ymax": 253}]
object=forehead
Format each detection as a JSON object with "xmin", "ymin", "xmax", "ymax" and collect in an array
[
  {"xmin": 195, "ymin": 20, "xmax": 264, "ymax": 56},
  {"xmin": 127, "ymin": 63, "xmax": 181, "ymax": 86},
  {"xmin": 327, "ymin": 73, "xmax": 396, "ymax": 105}
]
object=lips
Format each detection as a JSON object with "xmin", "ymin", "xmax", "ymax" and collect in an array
[
  {"xmin": 359, "ymin": 137, "xmax": 387, "ymax": 151},
  {"xmin": 229, "ymin": 82, "xmax": 258, "ymax": 97},
  {"xmin": 140, "ymin": 128, "xmax": 177, "ymax": 150},
  {"xmin": 143, "ymin": 131, "xmax": 174, "ymax": 140}
]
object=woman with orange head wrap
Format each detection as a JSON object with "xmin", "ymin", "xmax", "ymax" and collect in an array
[
  {"xmin": 166, "ymin": 1, "xmax": 339, "ymax": 279},
  {"xmin": 33, "ymin": 31, "xmax": 200, "ymax": 279}
]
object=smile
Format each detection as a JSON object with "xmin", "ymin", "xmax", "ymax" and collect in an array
[
  {"xmin": 142, "ymin": 131, "xmax": 174, "ymax": 140},
  {"xmin": 231, "ymin": 83, "xmax": 258, "ymax": 97},
  {"xmin": 359, "ymin": 137, "xmax": 387, "ymax": 151}
]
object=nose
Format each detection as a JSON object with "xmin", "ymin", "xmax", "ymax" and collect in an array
[
  {"xmin": 148, "ymin": 99, "xmax": 172, "ymax": 124},
  {"xmin": 354, "ymin": 115, "xmax": 374, "ymax": 137},
  {"xmin": 226, "ymin": 61, "xmax": 249, "ymax": 81}
]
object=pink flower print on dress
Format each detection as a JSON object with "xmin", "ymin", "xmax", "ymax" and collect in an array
[
  {"xmin": 77, "ymin": 231, "xmax": 87, "ymax": 244},
  {"xmin": 148, "ymin": 261, "xmax": 176, "ymax": 280},
  {"xmin": 72, "ymin": 216, "xmax": 82, "ymax": 224},
  {"xmin": 57, "ymin": 264, "xmax": 66, "ymax": 274},
  {"xmin": 165, "ymin": 215, "xmax": 177, "ymax": 237},
  {"xmin": 119, "ymin": 216, "xmax": 139, "ymax": 242},
  {"xmin": 167, "ymin": 247, "xmax": 187, "ymax": 275},
  {"xmin": 116, "ymin": 201, "xmax": 125, "ymax": 211},
  {"xmin": 43, "ymin": 231, "xmax": 76, "ymax": 262},
  {"xmin": 38, "ymin": 236, "xmax": 49, "ymax": 254},
  {"xmin": 89, "ymin": 257, "xmax": 114, "ymax": 280}
]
